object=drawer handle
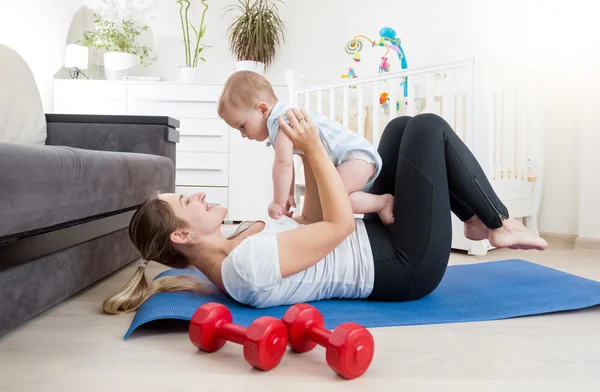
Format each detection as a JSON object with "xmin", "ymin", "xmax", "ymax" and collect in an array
[
  {"xmin": 182, "ymin": 133, "xmax": 223, "ymax": 138},
  {"xmin": 178, "ymin": 167, "xmax": 223, "ymax": 172},
  {"xmin": 133, "ymin": 99, "xmax": 216, "ymax": 103}
]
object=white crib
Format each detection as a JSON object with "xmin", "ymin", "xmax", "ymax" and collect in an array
[{"xmin": 285, "ymin": 57, "xmax": 544, "ymax": 255}]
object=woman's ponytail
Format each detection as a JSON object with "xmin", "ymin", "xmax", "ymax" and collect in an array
[{"xmin": 103, "ymin": 264, "xmax": 213, "ymax": 315}]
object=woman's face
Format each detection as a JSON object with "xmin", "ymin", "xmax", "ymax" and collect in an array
[{"xmin": 158, "ymin": 192, "xmax": 227, "ymax": 241}]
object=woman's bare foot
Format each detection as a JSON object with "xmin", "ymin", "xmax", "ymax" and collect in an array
[
  {"xmin": 378, "ymin": 194, "xmax": 395, "ymax": 225},
  {"xmin": 463, "ymin": 216, "xmax": 489, "ymax": 241},
  {"xmin": 489, "ymin": 218, "xmax": 548, "ymax": 250}
]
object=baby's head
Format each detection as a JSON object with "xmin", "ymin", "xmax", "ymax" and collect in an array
[{"xmin": 217, "ymin": 71, "xmax": 278, "ymax": 142}]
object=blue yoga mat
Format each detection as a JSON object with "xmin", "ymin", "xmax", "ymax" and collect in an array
[{"xmin": 124, "ymin": 259, "xmax": 600, "ymax": 339}]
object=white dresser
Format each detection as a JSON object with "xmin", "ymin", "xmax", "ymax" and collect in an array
[{"xmin": 53, "ymin": 79, "xmax": 287, "ymax": 222}]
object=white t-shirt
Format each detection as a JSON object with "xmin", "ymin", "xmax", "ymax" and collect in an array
[{"xmin": 220, "ymin": 216, "xmax": 375, "ymax": 308}]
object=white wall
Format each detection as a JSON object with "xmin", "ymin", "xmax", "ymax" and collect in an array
[
  {"xmin": 274, "ymin": 0, "xmax": 599, "ymax": 237},
  {"xmin": 275, "ymin": 0, "xmax": 598, "ymax": 238},
  {"xmin": 518, "ymin": 0, "xmax": 599, "ymax": 237},
  {"xmin": 0, "ymin": 0, "xmax": 85, "ymax": 112},
  {"xmin": 78, "ymin": 0, "xmax": 518, "ymax": 83},
  {"xmin": 577, "ymin": 78, "xmax": 600, "ymax": 239},
  {"xmin": 278, "ymin": 0, "xmax": 599, "ymax": 238}
]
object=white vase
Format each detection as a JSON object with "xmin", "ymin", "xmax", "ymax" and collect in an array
[
  {"xmin": 103, "ymin": 52, "xmax": 138, "ymax": 80},
  {"xmin": 235, "ymin": 60, "xmax": 265, "ymax": 75},
  {"xmin": 179, "ymin": 66, "xmax": 197, "ymax": 83}
]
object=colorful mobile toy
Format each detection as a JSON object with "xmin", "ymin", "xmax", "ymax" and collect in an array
[
  {"xmin": 341, "ymin": 67, "xmax": 358, "ymax": 79},
  {"xmin": 343, "ymin": 26, "xmax": 409, "ymax": 98},
  {"xmin": 379, "ymin": 92, "xmax": 400, "ymax": 112}
]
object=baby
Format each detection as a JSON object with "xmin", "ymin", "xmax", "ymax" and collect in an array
[{"xmin": 217, "ymin": 70, "xmax": 395, "ymax": 225}]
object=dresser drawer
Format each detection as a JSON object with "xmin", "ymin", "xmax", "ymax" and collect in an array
[
  {"xmin": 126, "ymin": 83, "xmax": 222, "ymax": 119},
  {"xmin": 176, "ymin": 152, "xmax": 229, "ymax": 187},
  {"xmin": 127, "ymin": 101, "xmax": 219, "ymax": 119},
  {"xmin": 177, "ymin": 118, "xmax": 230, "ymax": 153},
  {"xmin": 175, "ymin": 186, "xmax": 229, "ymax": 208},
  {"xmin": 127, "ymin": 83, "xmax": 223, "ymax": 102}
]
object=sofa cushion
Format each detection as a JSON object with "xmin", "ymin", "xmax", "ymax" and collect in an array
[
  {"xmin": 0, "ymin": 142, "xmax": 174, "ymax": 241},
  {"xmin": 0, "ymin": 45, "xmax": 47, "ymax": 145}
]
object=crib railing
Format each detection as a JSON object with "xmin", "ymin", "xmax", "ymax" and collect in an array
[
  {"xmin": 487, "ymin": 59, "xmax": 539, "ymax": 183},
  {"xmin": 285, "ymin": 57, "xmax": 540, "ymax": 186},
  {"xmin": 286, "ymin": 60, "xmax": 473, "ymax": 149}
]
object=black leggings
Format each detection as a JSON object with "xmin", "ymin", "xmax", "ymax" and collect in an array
[{"xmin": 364, "ymin": 114, "xmax": 509, "ymax": 301}]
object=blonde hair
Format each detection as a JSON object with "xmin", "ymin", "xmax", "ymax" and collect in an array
[
  {"xmin": 103, "ymin": 193, "xmax": 214, "ymax": 315},
  {"xmin": 217, "ymin": 70, "xmax": 278, "ymax": 118}
]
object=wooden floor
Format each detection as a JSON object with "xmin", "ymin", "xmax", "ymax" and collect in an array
[{"xmin": 1, "ymin": 240, "xmax": 599, "ymax": 391}]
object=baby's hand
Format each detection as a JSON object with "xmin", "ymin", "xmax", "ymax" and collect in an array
[{"xmin": 268, "ymin": 201, "xmax": 286, "ymax": 220}]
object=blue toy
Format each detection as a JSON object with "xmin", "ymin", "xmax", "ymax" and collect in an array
[
  {"xmin": 344, "ymin": 27, "xmax": 409, "ymax": 98},
  {"xmin": 341, "ymin": 67, "xmax": 358, "ymax": 79}
]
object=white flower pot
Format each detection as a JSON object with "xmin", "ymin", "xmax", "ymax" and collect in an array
[
  {"xmin": 179, "ymin": 66, "xmax": 197, "ymax": 83},
  {"xmin": 103, "ymin": 52, "xmax": 138, "ymax": 80},
  {"xmin": 235, "ymin": 60, "xmax": 265, "ymax": 75}
]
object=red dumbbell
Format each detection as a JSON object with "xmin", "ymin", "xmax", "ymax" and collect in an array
[
  {"xmin": 282, "ymin": 303, "xmax": 374, "ymax": 380},
  {"xmin": 189, "ymin": 302, "xmax": 288, "ymax": 371}
]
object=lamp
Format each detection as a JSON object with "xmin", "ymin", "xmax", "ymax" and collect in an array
[{"xmin": 64, "ymin": 44, "xmax": 89, "ymax": 79}]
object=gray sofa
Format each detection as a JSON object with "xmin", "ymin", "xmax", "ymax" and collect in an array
[{"xmin": 0, "ymin": 114, "xmax": 180, "ymax": 336}]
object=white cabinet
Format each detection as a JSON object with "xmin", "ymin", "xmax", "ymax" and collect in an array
[
  {"xmin": 177, "ymin": 119, "xmax": 230, "ymax": 153},
  {"xmin": 53, "ymin": 79, "xmax": 287, "ymax": 222},
  {"xmin": 227, "ymin": 128, "xmax": 275, "ymax": 222},
  {"xmin": 53, "ymin": 80, "xmax": 127, "ymax": 115}
]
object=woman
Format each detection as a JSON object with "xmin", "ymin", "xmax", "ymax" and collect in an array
[{"xmin": 103, "ymin": 110, "xmax": 547, "ymax": 314}]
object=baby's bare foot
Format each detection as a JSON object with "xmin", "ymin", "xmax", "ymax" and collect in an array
[
  {"xmin": 489, "ymin": 219, "xmax": 547, "ymax": 250},
  {"xmin": 463, "ymin": 216, "xmax": 489, "ymax": 241},
  {"xmin": 378, "ymin": 194, "xmax": 395, "ymax": 225}
]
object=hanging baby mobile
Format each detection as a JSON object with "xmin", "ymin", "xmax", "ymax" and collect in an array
[{"xmin": 343, "ymin": 27, "xmax": 408, "ymax": 111}]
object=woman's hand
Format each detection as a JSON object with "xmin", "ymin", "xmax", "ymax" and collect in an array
[
  {"xmin": 285, "ymin": 194, "xmax": 296, "ymax": 215},
  {"xmin": 275, "ymin": 110, "xmax": 355, "ymax": 279},
  {"xmin": 277, "ymin": 108, "xmax": 322, "ymax": 154}
]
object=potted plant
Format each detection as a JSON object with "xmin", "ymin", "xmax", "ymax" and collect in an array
[
  {"xmin": 177, "ymin": 0, "xmax": 210, "ymax": 82},
  {"xmin": 225, "ymin": 0, "xmax": 286, "ymax": 75},
  {"xmin": 80, "ymin": 12, "xmax": 157, "ymax": 80}
]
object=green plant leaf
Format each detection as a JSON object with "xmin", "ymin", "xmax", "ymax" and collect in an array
[
  {"xmin": 225, "ymin": 0, "xmax": 285, "ymax": 68},
  {"xmin": 177, "ymin": 0, "xmax": 211, "ymax": 67},
  {"xmin": 78, "ymin": 13, "xmax": 157, "ymax": 67},
  {"xmin": 190, "ymin": 24, "xmax": 199, "ymax": 39}
]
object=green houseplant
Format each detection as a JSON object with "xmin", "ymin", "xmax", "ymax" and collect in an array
[
  {"xmin": 177, "ymin": 0, "xmax": 210, "ymax": 82},
  {"xmin": 225, "ymin": 0, "xmax": 286, "ymax": 75},
  {"xmin": 80, "ymin": 12, "xmax": 157, "ymax": 79}
]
